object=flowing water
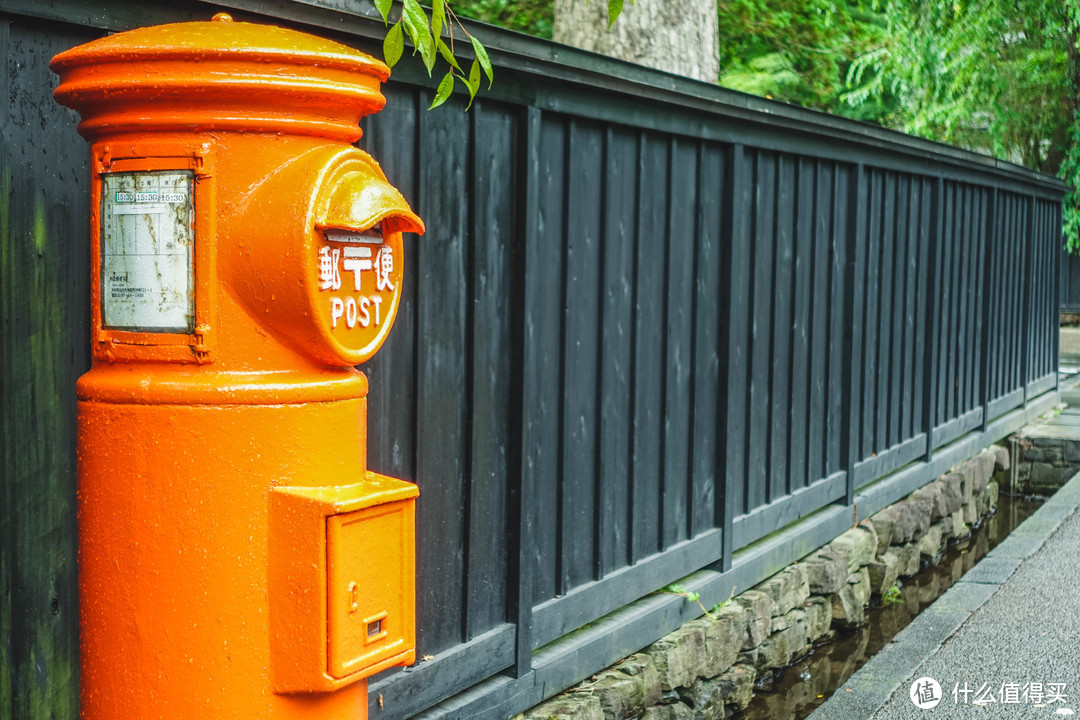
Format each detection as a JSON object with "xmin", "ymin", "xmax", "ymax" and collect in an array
[{"xmin": 735, "ymin": 493, "xmax": 1042, "ymax": 720}]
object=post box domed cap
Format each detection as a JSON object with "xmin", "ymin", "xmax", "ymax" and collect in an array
[
  {"xmin": 51, "ymin": 18, "xmax": 391, "ymax": 142},
  {"xmin": 50, "ymin": 17, "xmax": 390, "ymax": 77}
]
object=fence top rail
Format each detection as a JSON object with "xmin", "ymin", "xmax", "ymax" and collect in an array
[{"xmin": 7, "ymin": 0, "xmax": 1067, "ymax": 197}]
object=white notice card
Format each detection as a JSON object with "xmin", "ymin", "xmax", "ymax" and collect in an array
[{"xmin": 101, "ymin": 171, "xmax": 194, "ymax": 332}]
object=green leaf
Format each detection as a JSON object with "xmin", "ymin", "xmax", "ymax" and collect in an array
[
  {"xmin": 470, "ymin": 35, "xmax": 494, "ymax": 89},
  {"xmin": 429, "ymin": 71, "xmax": 455, "ymax": 110},
  {"xmin": 432, "ymin": 0, "xmax": 445, "ymax": 40},
  {"xmin": 436, "ymin": 37, "xmax": 462, "ymax": 73},
  {"xmin": 384, "ymin": 22, "xmax": 405, "ymax": 69},
  {"xmin": 374, "ymin": 0, "xmax": 393, "ymax": 24},
  {"xmin": 608, "ymin": 0, "xmax": 624, "ymax": 27},
  {"xmin": 402, "ymin": 0, "xmax": 436, "ymax": 75},
  {"xmin": 465, "ymin": 58, "xmax": 481, "ymax": 110}
]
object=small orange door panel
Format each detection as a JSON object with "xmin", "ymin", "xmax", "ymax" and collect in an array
[{"xmin": 327, "ymin": 501, "xmax": 414, "ymax": 678}]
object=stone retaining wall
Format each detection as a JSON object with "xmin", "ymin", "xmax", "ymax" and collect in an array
[
  {"xmin": 518, "ymin": 446, "xmax": 1010, "ymax": 720},
  {"xmin": 1015, "ymin": 430, "xmax": 1080, "ymax": 494}
]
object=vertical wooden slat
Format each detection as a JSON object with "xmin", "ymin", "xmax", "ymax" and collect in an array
[
  {"xmin": 1038, "ymin": 201, "xmax": 1047, "ymax": 376},
  {"xmin": 1, "ymin": 21, "xmax": 90, "ymax": 720},
  {"xmin": 924, "ymin": 178, "xmax": 945, "ymax": 454},
  {"xmin": 807, "ymin": 160, "xmax": 830, "ymax": 483},
  {"xmin": 770, "ymin": 153, "xmax": 794, "ymax": 501},
  {"xmin": 845, "ymin": 163, "xmax": 867, "ymax": 501},
  {"xmin": 955, "ymin": 185, "xmax": 970, "ymax": 416},
  {"xmin": 722, "ymin": 143, "xmax": 751, "ymax": 566},
  {"xmin": 560, "ymin": 119, "xmax": 602, "ymax": 592},
  {"xmin": 511, "ymin": 105, "xmax": 542, "ymax": 675},
  {"xmin": 1050, "ymin": 202, "xmax": 1057, "ymax": 378},
  {"xmin": 878, "ymin": 172, "xmax": 896, "ymax": 451},
  {"xmin": 789, "ymin": 157, "xmax": 813, "ymax": 491},
  {"xmin": 1054, "ymin": 201, "xmax": 1064, "ymax": 385},
  {"xmin": 943, "ymin": 183, "xmax": 959, "ymax": 424},
  {"xmin": 986, "ymin": 191, "xmax": 1000, "ymax": 404},
  {"xmin": 597, "ymin": 126, "xmax": 636, "ymax": 575},
  {"xmin": 662, "ymin": 137, "xmax": 696, "ymax": 547},
  {"xmin": 981, "ymin": 189, "xmax": 998, "ymax": 426},
  {"xmin": 415, "ymin": 94, "xmax": 470, "ymax": 653},
  {"xmin": 690, "ymin": 142, "xmax": 724, "ymax": 538},
  {"xmin": 630, "ymin": 132, "xmax": 667, "ymax": 560},
  {"xmin": 861, "ymin": 169, "xmax": 881, "ymax": 460},
  {"xmin": 524, "ymin": 114, "xmax": 566, "ymax": 606},
  {"xmin": 963, "ymin": 186, "xmax": 979, "ymax": 413},
  {"xmin": 361, "ymin": 85, "xmax": 419, "ymax": 481},
  {"xmin": 970, "ymin": 189, "xmax": 985, "ymax": 416},
  {"xmin": 1039, "ymin": 201, "xmax": 1045, "ymax": 376},
  {"xmin": 748, "ymin": 150, "xmax": 775, "ymax": 510},
  {"xmin": 827, "ymin": 163, "xmax": 848, "ymax": 477},
  {"xmin": 1004, "ymin": 195, "xmax": 1017, "ymax": 392},
  {"xmin": 1007, "ymin": 196, "xmax": 1016, "ymax": 393},
  {"xmin": 465, "ymin": 102, "xmax": 514, "ymax": 640},
  {"xmin": 1021, "ymin": 194, "xmax": 1035, "ymax": 392},
  {"xmin": 911, "ymin": 178, "xmax": 929, "ymax": 437},
  {"xmin": 898, "ymin": 174, "xmax": 915, "ymax": 441}
]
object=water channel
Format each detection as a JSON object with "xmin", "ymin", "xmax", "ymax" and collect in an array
[{"xmin": 735, "ymin": 492, "xmax": 1043, "ymax": 720}]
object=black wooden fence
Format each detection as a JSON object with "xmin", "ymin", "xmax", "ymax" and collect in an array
[{"xmin": 1, "ymin": 1, "xmax": 1066, "ymax": 719}]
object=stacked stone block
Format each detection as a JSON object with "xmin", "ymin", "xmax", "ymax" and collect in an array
[{"xmin": 1016, "ymin": 429, "xmax": 1080, "ymax": 493}]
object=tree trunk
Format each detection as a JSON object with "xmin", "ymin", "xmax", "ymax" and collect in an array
[{"xmin": 553, "ymin": 0, "xmax": 719, "ymax": 84}]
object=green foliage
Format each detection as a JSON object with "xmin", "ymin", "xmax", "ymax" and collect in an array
[
  {"xmin": 882, "ymin": 584, "xmax": 902, "ymax": 605},
  {"xmin": 661, "ymin": 583, "xmax": 700, "ymax": 603},
  {"xmin": 385, "ymin": 0, "xmax": 1079, "ymax": 249},
  {"xmin": 452, "ymin": 0, "xmax": 555, "ymax": 38},
  {"xmin": 377, "ymin": 0, "xmax": 494, "ymax": 109},
  {"xmin": 842, "ymin": 0, "xmax": 1080, "ymax": 249},
  {"xmin": 1063, "ymin": 112, "xmax": 1080, "ymax": 253},
  {"xmin": 720, "ymin": 53, "xmax": 802, "ymax": 99},
  {"xmin": 716, "ymin": 0, "xmax": 893, "ymax": 121}
]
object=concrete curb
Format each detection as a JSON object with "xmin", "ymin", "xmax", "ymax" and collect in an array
[{"xmin": 808, "ymin": 468, "xmax": 1080, "ymax": 720}]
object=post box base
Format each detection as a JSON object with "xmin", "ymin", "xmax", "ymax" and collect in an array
[{"xmin": 76, "ymin": 393, "xmax": 378, "ymax": 718}]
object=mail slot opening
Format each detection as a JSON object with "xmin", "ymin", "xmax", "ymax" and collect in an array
[{"xmin": 366, "ymin": 619, "xmax": 382, "ymax": 638}]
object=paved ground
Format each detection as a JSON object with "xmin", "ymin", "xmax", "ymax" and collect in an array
[{"xmin": 811, "ymin": 456, "xmax": 1080, "ymax": 719}]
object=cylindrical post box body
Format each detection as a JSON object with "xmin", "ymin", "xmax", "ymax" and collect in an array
[{"xmin": 53, "ymin": 16, "xmax": 423, "ymax": 718}]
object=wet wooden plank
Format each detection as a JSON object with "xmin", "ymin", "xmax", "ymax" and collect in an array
[
  {"xmin": 876, "ymin": 171, "xmax": 895, "ymax": 452},
  {"xmin": 1, "ymin": 19, "xmax": 96, "ymax": 720},
  {"xmin": 560, "ymin": 119, "xmax": 603, "ymax": 592},
  {"xmin": 861, "ymin": 169, "xmax": 882, "ymax": 461},
  {"xmin": 465, "ymin": 101, "xmax": 516, "ymax": 640},
  {"xmin": 362, "ymin": 84, "xmax": 419, "ymax": 481},
  {"xmin": 845, "ymin": 163, "xmax": 867, "ymax": 498},
  {"xmin": 415, "ymin": 94, "xmax": 471, "ymax": 653},
  {"xmin": 662, "ymin": 137, "xmax": 697, "ymax": 547},
  {"xmin": 597, "ymin": 126, "xmax": 637, "ymax": 575},
  {"xmin": 747, "ymin": 149, "xmax": 776, "ymax": 512},
  {"xmin": 690, "ymin": 142, "xmax": 724, "ymax": 537},
  {"xmin": 826, "ymin": 163, "xmax": 849, "ymax": 477},
  {"xmin": 788, "ymin": 156, "xmax": 813, "ymax": 491},
  {"xmin": 806, "ymin": 159, "xmax": 830, "ymax": 485},
  {"xmin": 770, "ymin": 153, "xmax": 794, "ymax": 501},
  {"xmin": 524, "ymin": 114, "xmax": 567, "ymax": 606},
  {"xmin": 722, "ymin": 144, "xmax": 751, "ymax": 562},
  {"xmin": 630, "ymin": 132, "xmax": 668, "ymax": 560}
]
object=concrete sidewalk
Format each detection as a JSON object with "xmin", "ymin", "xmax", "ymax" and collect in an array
[{"xmin": 810, "ymin": 468, "xmax": 1080, "ymax": 719}]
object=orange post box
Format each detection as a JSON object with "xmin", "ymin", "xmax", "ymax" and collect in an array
[{"xmin": 51, "ymin": 14, "xmax": 423, "ymax": 719}]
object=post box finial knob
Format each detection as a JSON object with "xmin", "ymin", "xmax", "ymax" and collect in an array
[{"xmin": 212, "ymin": 12, "xmax": 233, "ymax": 22}]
